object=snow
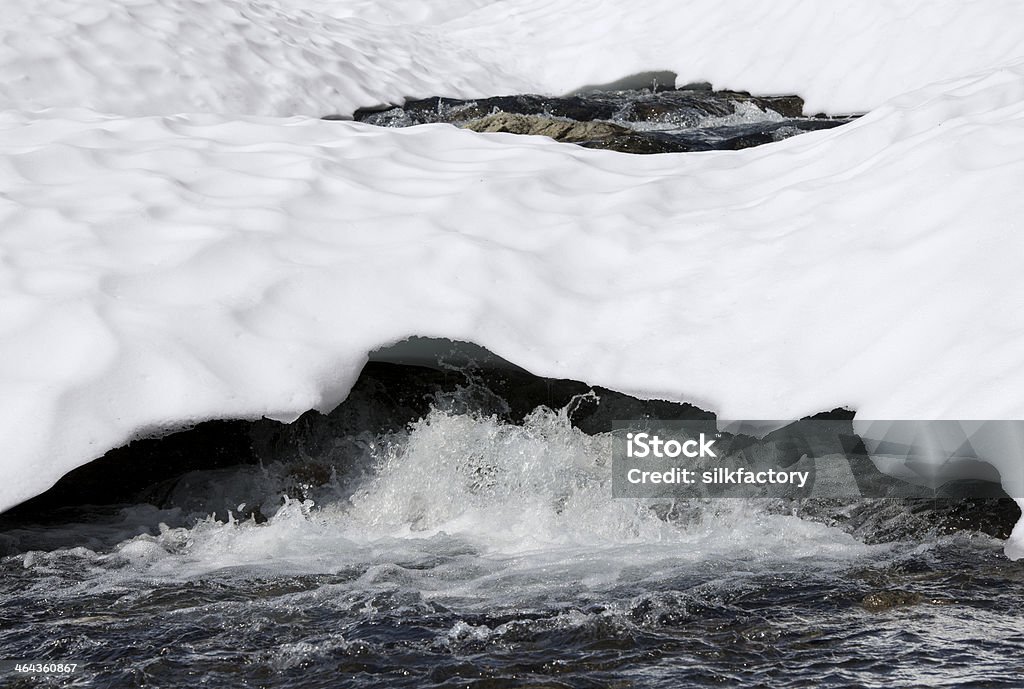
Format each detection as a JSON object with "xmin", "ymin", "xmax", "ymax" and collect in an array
[
  {"xmin": 4, "ymin": 0, "xmax": 1024, "ymax": 116},
  {"xmin": 2, "ymin": 1, "xmax": 1024, "ymax": 555}
]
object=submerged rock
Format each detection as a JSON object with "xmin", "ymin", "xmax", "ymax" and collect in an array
[
  {"xmin": 860, "ymin": 590, "xmax": 925, "ymax": 612},
  {"xmin": 461, "ymin": 112, "xmax": 630, "ymax": 142},
  {"xmin": 860, "ymin": 589, "xmax": 954, "ymax": 613}
]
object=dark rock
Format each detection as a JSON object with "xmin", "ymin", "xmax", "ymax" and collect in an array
[
  {"xmin": 0, "ymin": 419, "xmax": 259, "ymax": 518},
  {"xmin": 570, "ymin": 70, "xmax": 680, "ymax": 94},
  {"xmin": 579, "ymin": 132, "xmax": 697, "ymax": 154},
  {"xmin": 802, "ymin": 496, "xmax": 1022, "ymax": 542},
  {"xmin": 620, "ymin": 91, "xmax": 734, "ymax": 124},
  {"xmin": 461, "ymin": 112, "xmax": 630, "ymax": 141},
  {"xmin": 539, "ymin": 94, "xmax": 622, "ymax": 122},
  {"xmin": 755, "ymin": 95, "xmax": 805, "ymax": 118},
  {"xmin": 908, "ymin": 496, "xmax": 1022, "ymax": 538}
]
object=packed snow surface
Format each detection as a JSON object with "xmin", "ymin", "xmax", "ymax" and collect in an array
[
  {"xmin": 2, "ymin": 1, "xmax": 1024, "ymax": 553},
  {"xmin": 3, "ymin": 0, "xmax": 1024, "ymax": 116}
]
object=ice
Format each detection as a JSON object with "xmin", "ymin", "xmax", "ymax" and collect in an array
[{"xmin": 2, "ymin": 2, "xmax": 1024, "ymax": 557}]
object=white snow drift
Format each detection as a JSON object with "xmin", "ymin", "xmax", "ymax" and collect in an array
[
  {"xmin": 2, "ymin": 1, "xmax": 1024, "ymax": 554},
  {"xmin": 3, "ymin": 0, "xmax": 1024, "ymax": 116}
]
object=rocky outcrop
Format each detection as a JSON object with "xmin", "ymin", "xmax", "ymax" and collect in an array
[{"xmin": 342, "ymin": 86, "xmax": 859, "ymax": 155}]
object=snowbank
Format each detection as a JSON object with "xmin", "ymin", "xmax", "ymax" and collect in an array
[
  {"xmin": 4, "ymin": 62, "xmax": 1024, "ymax": 510},
  {"xmin": 3, "ymin": 1, "xmax": 1024, "ymax": 555},
  {"xmin": 2, "ymin": 0, "xmax": 1024, "ymax": 116}
]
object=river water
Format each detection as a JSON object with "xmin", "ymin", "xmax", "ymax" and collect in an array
[{"xmin": 3, "ymin": 401, "xmax": 1024, "ymax": 688}]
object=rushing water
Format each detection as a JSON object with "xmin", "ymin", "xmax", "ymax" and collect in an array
[{"xmin": 3, "ymin": 400, "xmax": 1024, "ymax": 688}]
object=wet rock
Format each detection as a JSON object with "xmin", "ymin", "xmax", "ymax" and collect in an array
[
  {"xmin": 621, "ymin": 91, "xmax": 735, "ymax": 124},
  {"xmin": 799, "ymin": 496, "xmax": 1022, "ymax": 542},
  {"xmin": 285, "ymin": 460, "xmax": 335, "ymax": 491},
  {"xmin": 677, "ymin": 81, "xmax": 713, "ymax": 91},
  {"xmin": 0, "ymin": 419, "xmax": 259, "ymax": 516},
  {"xmin": 570, "ymin": 70, "xmax": 681, "ymax": 94},
  {"xmin": 461, "ymin": 112, "xmax": 630, "ymax": 141},
  {"xmin": 578, "ymin": 132, "xmax": 696, "ymax": 154},
  {"xmin": 757, "ymin": 95, "xmax": 805, "ymax": 118},
  {"xmin": 861, "ymin": 589, "xmax": 924, "ymax": 612},
  {"xmin": 860, "ymin": 589, "xmax": 954, "ymax": 612},
  {"xmin": 521, "ymin": 93, "xmax": 622, "ymax": 122},
  {"xmin": 908, "ymin": 496, "xmax": 1022, "ymax": 539},
  {"xmin": 728, "ymin": 92, "xmax": 805, "ymax": 118},
  {"xmin": 356, "ymin": 93, "xmax": 626, "ymax": 126}
]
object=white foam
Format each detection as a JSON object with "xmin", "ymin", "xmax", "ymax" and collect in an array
[
  {"xmin": 697, "ymin": 101, "xmax": 786, "ymax": 128},
  {"xmin": 625, "ymin": 100, "xmax": 786, "ymax": 134},
  {"xmin": 18, "ymin": 408, "xmax": 878, "ymax": 594}
]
